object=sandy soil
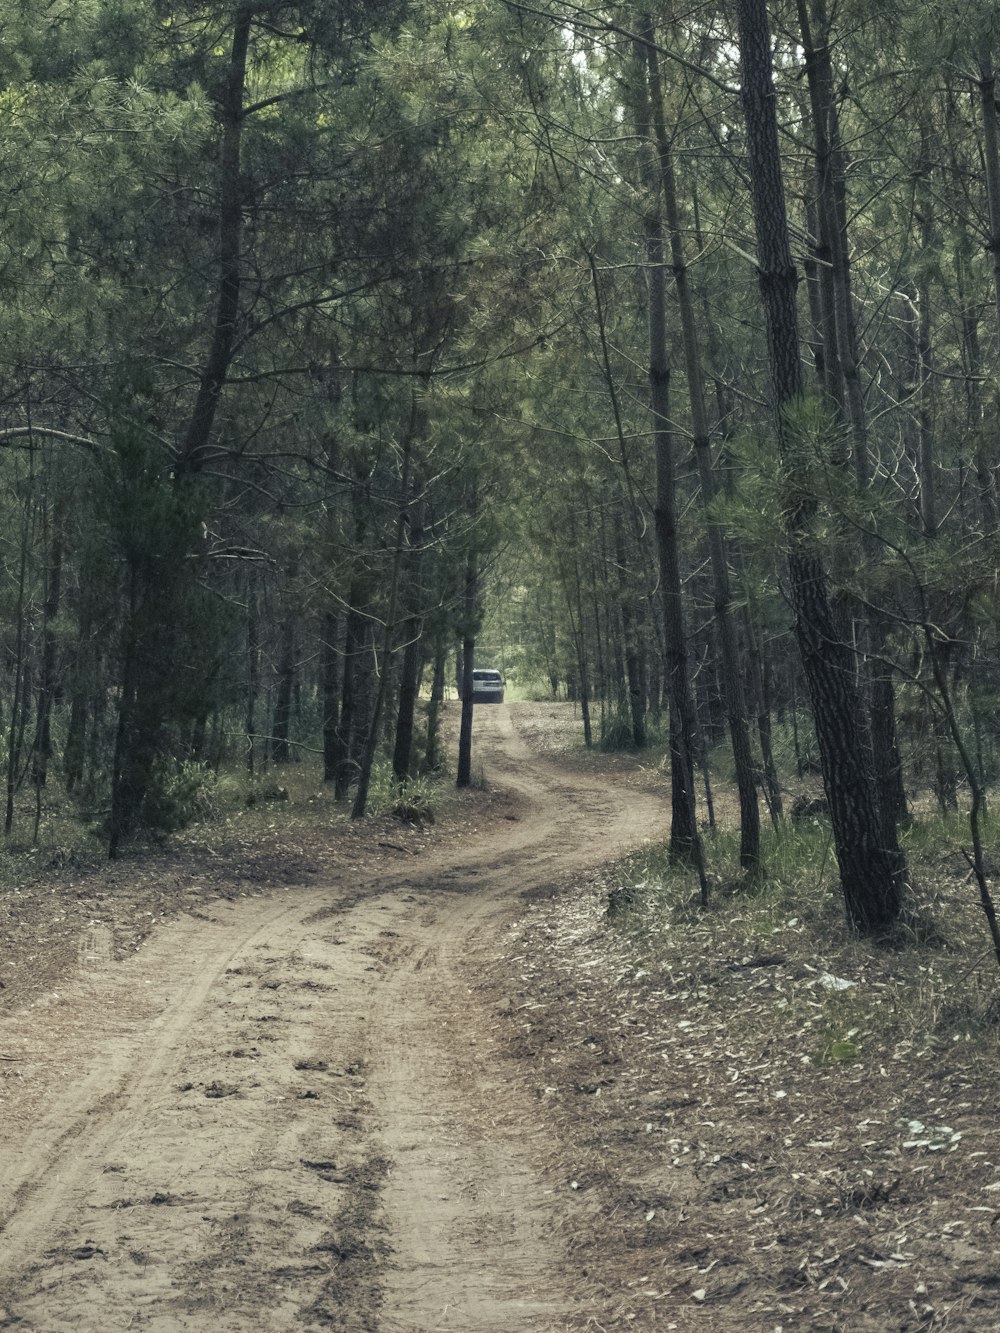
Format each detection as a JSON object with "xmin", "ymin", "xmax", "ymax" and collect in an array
[
  {"xmin": 0, "ymin": 703, "xmax": 662, "ymax": 1331},
  {"xmin": 4, "ymin": 701, "xmax": 998, "ymax": 1332}
]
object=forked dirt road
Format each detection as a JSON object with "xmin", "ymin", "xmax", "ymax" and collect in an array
[{"xmin": 0, "ymin": 704, "xmax": 662, "ymax": 1331}]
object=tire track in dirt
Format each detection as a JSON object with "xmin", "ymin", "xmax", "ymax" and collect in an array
[
  {"xmin": 364, "ymin": 706, "xmax": 662, "ymax": 1331},
  {"xmin": 0, "ymin": 884, "xmax": 406, "ymax": 1331},
  {"xmin": 1, "ymin": 893, "xmax": 323, "ymax": 1274},
  {"xmin": 0, "ymin": 704, "xmax": 663, "ymax": 1331}
]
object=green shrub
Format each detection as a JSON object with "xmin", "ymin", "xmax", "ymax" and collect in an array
[
  {"xmin": 364, "ymin": 762, "xmax": 439, "ymax": 823},
  {"xmin": 599, "ymin": 705, "xmax": 635, "ymax": 752},
  {"xmin": 144, "ymin": 759, "xmax": 217, "ymax": 832}
]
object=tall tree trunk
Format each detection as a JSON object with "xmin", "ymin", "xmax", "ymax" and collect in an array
[
  {"xmin": 422, "ymin": 646, "xmax": 447, "ymax": 774},
  {"xmin": 571, "ymin": 551, "xmax": 593, "ymax": 749},
  {"xmin": 319, "ymin": 419, "xmax": 343, "ymax": 785},
  {"xmin": 271, "ymin": 616, "xmax": 295, "ymax": 765},
  {"xmin": 6, "ymin": 450, "xmax": 35, "ymax": 838},
  {"xmin": 333, "ymin": 595, "xmax": 364, "ymax": 801},
  {"xmin": 177, "ymin": 6, "xmax": 251, "ymax": 478},
  {"xmin": 108, "ymin": 10, "xmax": 251, "ymax": 848},
  {"xmin": 33, "ymin": 495, "xmax": 65, "ymax": 793},
  {"xmin": 802, "ymin": 192, "xmax": 830, "ymax": 390},
  {"xmin": 745, "ymin": 611, "xmax": 783, "ymax": 824},
  {"xmin": 797, "ymin": 0, "xmax": 863, "ymax": 470},
  {"xmin": 585, "ymin": 507, "xmax": 608, "ymax": 705},
  {"xmin": 392, "ymin": 497, "xmax": 426, "ymax": 783},
  {"xmin": 643, "ymin": 16, "xmax": 760, "ymax": 871},
  {"xmin": 631, "ymin": 37, "xmax": 706, "ymax": 893},
  {"xmin": 321, "ymin": 611, "xmax": 341, "ymax": 783},
  {"xmin": 245, "ymin": 573, "xmax": 259, "ymax": 778},
  {"xmin": 64, "ymin": 675, "xmax": 88, "ymax": 794},
  {"xmin": 353, "ymin": 416, "xmax": 417, "ymax": 818},
  {"xmin": 736, "ymin": 0, "xmax": 905, "ymax": 933},
  {"xmin": 456, "ymin": 624, "xmax": 475, "ymax": 787},
  {"xmin": 797, "ymin": 0, "xmax": 908, "ymax": 839},
  {"xmin": 109, "ymin": 562, "xmax": 141, "ymax": 859},
  {"xmin": 978, "ymin": 45, "xmax": 1000, "ymax": 362},
  {"xmin": 915, "ymin": 134, "xmax": 938, "ymax": 540},
  {"xmin": 456, "ymin": 527, "xmax": 479, "ymax": 790},
  {"xmin": 954, "ymin": 247, "xmax": 997, "ymax": 529},
  {"xmin": 333, "ymin": 473, "xmax": 372, "ymax": 801},
  {"xmin": 616, "ymin": 519, "xmax": 646, "ymax": 748}
]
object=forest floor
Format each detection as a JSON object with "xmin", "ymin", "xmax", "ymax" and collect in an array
[{"xmin": 1, "ymin": 701, "xmax": 999, "ymax": 1331}]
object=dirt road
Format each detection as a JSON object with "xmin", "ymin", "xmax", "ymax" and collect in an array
[{"xmin": 0, "ymin": 704, "xmax": 661, "ymax": 1331}]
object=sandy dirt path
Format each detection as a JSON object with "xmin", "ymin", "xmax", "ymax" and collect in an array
[{"xmin": 0, "ymin": 705, "xmax": 662, "ymax": 1331}]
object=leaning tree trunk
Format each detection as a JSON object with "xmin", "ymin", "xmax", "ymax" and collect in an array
[{"xmin": 736, "ymin": 0, "xmax": 906, "ymax": 933}]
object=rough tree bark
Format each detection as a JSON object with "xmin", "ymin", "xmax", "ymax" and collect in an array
[
  {"xmin": 630, "ymin": 36, "xmax": 706, "ymax": 893},
  {"xmin": 109, "ymin": 8, "xmax": 251, "ymax": 853},
  {"xmin": 736, "ymin": 0, "xmax": 906, "ymax": 933},
  {"xmin": 642, "ymin": 15, "xmax": 760, "ymax": 872},
  {"xmin": 177, "ymin": 5, "xmax": 251, "ymax": 479},
  {"xmin": 797, "ymin": 0, "xmax": 908, "ymax": 840}
]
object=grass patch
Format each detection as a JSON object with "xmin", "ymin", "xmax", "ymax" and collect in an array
[
  {"xmin": 363, "ymin": 763, "xmax": 441, "ymax": 823},
  {"xmin": 600, "ymin": 804, "xmax": 1000, "ymax": 1063}
]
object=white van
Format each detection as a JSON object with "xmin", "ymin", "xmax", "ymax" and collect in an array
[{"xmin": 471, "ymin": 668, "xmax": 505, "ymax": 704}]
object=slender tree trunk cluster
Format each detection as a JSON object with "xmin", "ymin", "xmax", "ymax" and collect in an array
[{"xmin": 0, "ymin": 0, "xmax": 996, "ymax": 948}]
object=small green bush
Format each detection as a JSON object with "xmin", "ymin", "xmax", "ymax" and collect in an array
[
  {"xmin": 144, "ymin": 759, "xmax": 217, "ymax": 832},
  {"xmin": 599, "ymin": 705, "xmax": 636, "ymax": 752},
  {"xmin": 364, "ymin": 761, "xmax": 440, "ymax": 823}
]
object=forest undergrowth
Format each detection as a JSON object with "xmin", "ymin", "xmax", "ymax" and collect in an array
[
  {"xmin": 0, "ymin": 750, "xmax": 490, "ymax": 1013},
  {"xmin": 487, "ymin": 859, "xmax": 1000, "ymax": 1329},
  {"xmin": 3, "ymin": 700, "xmax": 999, "ymax": 1328},
  {"xmin": 473, "ymin": 703, "xmax": 1000, "ymax": 1328}
]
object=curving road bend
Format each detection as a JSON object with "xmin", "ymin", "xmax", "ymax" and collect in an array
[{"xmin": 0, "ymin": 704, "xmax": 662, "ymax": 1331}]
